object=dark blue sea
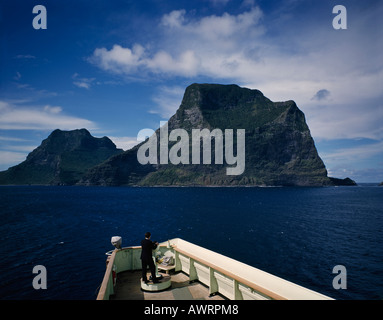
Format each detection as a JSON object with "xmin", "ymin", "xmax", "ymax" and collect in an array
[{"xmin": 0, "ymin": 185, "xmax": 382, "ymax": 300}]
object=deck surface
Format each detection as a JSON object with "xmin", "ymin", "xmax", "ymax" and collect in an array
[{"xmin": 111, "ymin": 270, "xmax": 226, "ymax": 300}]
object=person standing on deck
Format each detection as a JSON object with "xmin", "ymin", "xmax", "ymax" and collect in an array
[{"xmin": 140, "ymin": 232, "xmax": 159, "ymax": 283}]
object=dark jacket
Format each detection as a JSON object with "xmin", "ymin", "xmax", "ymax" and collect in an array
[{"xmin": 140, "ymin": 238, "xmax": 158, "ymax": 261}]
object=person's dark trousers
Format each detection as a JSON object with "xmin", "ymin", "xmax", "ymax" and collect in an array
[{"xmin": 142, "ymin": 258, "xmax": 156, "ymax": 282}]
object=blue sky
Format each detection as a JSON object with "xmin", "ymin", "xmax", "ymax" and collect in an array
[{"xmin": 0, "ymin": 0, "xmax": 382, "ymax": 182}]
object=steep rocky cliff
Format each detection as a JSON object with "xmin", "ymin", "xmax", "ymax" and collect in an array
[{"xmin": 79, "ymin": 84, "xmax": 334, "ymax": 186}]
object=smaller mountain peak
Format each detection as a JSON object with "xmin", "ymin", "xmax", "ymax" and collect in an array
[{"xmin": 50, "ymin": 128, "xmax": 91, "ymax": 136}]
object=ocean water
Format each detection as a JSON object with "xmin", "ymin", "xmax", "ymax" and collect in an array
[{"xmin": 0, "ymin": 185, "xmax": 382, "ymax": 300}]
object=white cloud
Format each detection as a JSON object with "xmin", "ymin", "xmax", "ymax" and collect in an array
[
  {"xmin": 0, "ymin": 151, "xmax": 28, "ymax": 170},
  {"xmin": 161, "ymin": 10, "xmax": 186, "ymax": 28},
  {"xmin": 4, "ymin": 145, "xmax": 37, "ymax": 153},
  {"xmin": 108, "ymin": 136, "xmax": 139, "ymax": 151},
  {"xmin": 321, "ymin": 140, "xmax": 383, "ymax": 163},
  {"xmin": 91, "ymin": 44, "xmax": 200, "ymax": 77},
  {"xmin": 0, "ymin": 136, "xmax": 29, "ymax": 142},
  {"xmin": 90, "ymin": 7, "xmax": 263, "ymax": 78},
  {"xmin": 0, "ymin": 101, "xmax": 97, "ymax": 131},
  {"xmin": 150, "ymin": 86, "xmax": 185, "ymax": 118},
  {"xmin": 91, "ymin": 44, "xmax": 145, "ymax": 75},
  {"xmin": 305, "ymin": 102, "xmax": 383, "ymax": 141},
  {"xmin": 72, "ymin": 73, "xmax": 96, "ymax": 89},
  {"xmin": 320, "ymin": 140, "xmax": 383, "ymax": 182},
  {"xmin": 89, "ymin": 7, "xmax": 263, "ymax": 81},
  {"xmin": 73, "ymin": 81, "xmax": 91, "ymax": 89},
  {"xmin": 161, "ymin": 7, "xmax": 263, "ymax": 40},
  {"xmin": 43, "ymin": 105, "xmax": 62, "ymax": 114}
]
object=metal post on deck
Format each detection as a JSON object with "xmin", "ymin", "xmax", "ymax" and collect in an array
[{"xmin": 209, "ymin": 267, "xmax": 218, "ymax": 297}]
